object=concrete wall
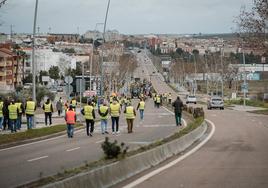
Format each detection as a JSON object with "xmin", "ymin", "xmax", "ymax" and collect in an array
[{"xmin": 44, "ymin": 122, "xmax": 207, "ymax": 188}]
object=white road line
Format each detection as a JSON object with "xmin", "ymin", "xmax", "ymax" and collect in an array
[
  {"xmin": 0, "ymin": 129, "xmax": 85, "ymax": 152},
  {"xmin": 66, "ymin": 147, "xmax": 80, "ymax": 152},
  {"xmin": 127, "ymin": 141, "xmax": 151, "ymax": 145},
  {"xmin": 27, "ymin": 155, "xmax": 48, "ymax": 162},
  {"xmin": 123, "ymin": 119, "xmax": 215, "ymax": 188},
  {"xmin": 96, "ymin": 139, "xmax": 105, "ymax": 144}
]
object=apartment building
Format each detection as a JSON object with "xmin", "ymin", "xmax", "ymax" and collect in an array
[{"xmin": 0, "ymin": 46, "xmax": 23, "ymax": 93}]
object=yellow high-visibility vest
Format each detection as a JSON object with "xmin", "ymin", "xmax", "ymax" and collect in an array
[
  {"xmin": 8, "ymin": 104, "xmax": 18, "ymax": 120},
  {"xmin": 125, "ymin": 106, "xmax": 135, "ymax": 119},
  {"xmin": 0, "ymin": 101, "xmax": 3, "ymax": 117},
  {"xmin": 44, "ymin": 103, "xmax": 52, "ymax": 113},
  {"xmin": 26, "ymin": 101, "xmax": 35, "ymax": 115},
  {"xmin": 99, "ymin": 105, "xmax": 109, "ymax": 120},
  {"xmin": 15, "ymin": 102, "xmax": 22, "ymax": 113},
  {"xmin": 156, "ymin": 96, "xmax": 161, "ymax": 103},
  {"xmin": 110, "ymin": 103, "xmax": 120, "ymax": 117},
  {"xmin": 71, "ymin": 100, "xmax": 76, "ymax": 108},
  {"xmin": 139, "ymin": 101, "xmax": 145, "ymax": 110},
  {"xmin": 84, "ymin": 105, "xmax": 94, "ymax": 120}
]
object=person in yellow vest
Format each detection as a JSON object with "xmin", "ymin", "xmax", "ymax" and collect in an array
[
  {"xmin": 71, "ymin": 98, "xmax": 77, "ymax": 110},
  {"xmin": 136, "ymin": 98, "xmax": 145, "ymax": 120},
  {"xmin": 153, "ymin": 94, "xmax": 157, "ymax": 108},
  {"xmin": 124, "ymin": 102, "xmax": 136, "ymax": 133},
  {"xmin": 109, "ymin": 98, "xmax": 121, "ymax": 134},
  {"xmin": 0, "ymin": 97, "xmax": 4, "ymax": 131},
  {"xmin": 8, "ymin": 99, "xmax": 19, "ymax": 133},
  {"xmin": 25, "ymin": 97, "xmax": 36, "ymax": 130},
  {"xmin": 81, "ymin": 100, "xmax": 95, "ymax": 136},
  {"xmin": 64, "ymin": 100, "xmax": 69, "ymax": 114},
  {"xmin": 156, "ymin": 94, "xmax": 161, "ymax": 108},
  {"xmin": 98, "ymin": 101, "xmax": 109, "ymax": 134},
  {"xmin": 15, "ymin": 99, "xmax": 24, "ymax": 130},
  {"xmin": 65, "ymin": 105, "xmax": 76, "ymax": 138},
  {"xmin": 42, "ymin": 98, "xmax": 53, "ymax": 126}
]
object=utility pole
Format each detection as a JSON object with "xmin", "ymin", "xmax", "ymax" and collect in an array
[
  {"xmin": 10, "ymin": 24, "xmax": 13, "ymax": 40},
  {"xmin": 101, "ymin": 0, "xmax": 111, "ymax": 96},
  {"xmin": 220, "ymin": 47, "xmax": 224, "ymax": 98},
  {"xmin": 243, "ymin": 50, "xmax": 246, "ymax": 107},
  {"xmin": 32, "ymin": 0, "xmax": 39, "ymax": 127}
]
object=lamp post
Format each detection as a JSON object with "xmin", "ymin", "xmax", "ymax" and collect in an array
[
  {"xmin": 90, "ymin": 23, "xmax": 104, "ymax": 90},
  {"xmin": 243, "ymin": 50, "xmax": 246, "ymax": 107},
  {"xmin": 100, "ymin": 0, "xmax": 111, "ymax": 96},
  {"xmin": 220, "ymin": 47, "xmax": 224, "ymax": 98},
  {"xmin": 32, "ymin": 0, "xmax": 38, "ymax": 127}
]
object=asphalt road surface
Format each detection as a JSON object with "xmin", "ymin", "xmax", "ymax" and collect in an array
[
  {"xmin": 0, "ymin": 98, "xmax": 185, "ymax": 188},
  {"xmin": 115, "ymin": 50, "xmax": 268, "ymax": 188}
]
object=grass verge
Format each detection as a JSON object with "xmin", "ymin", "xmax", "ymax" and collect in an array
[
  {"xmin": 0, "ymin": 124, "xmax": 83, "ymax": 146},
  {"xmin": 225, "ymin": 99, "xmax": 268, "ymax": 108},
  {"xmin": 20, "ymin": 116, "xmax": 204, "ymax": 188},
  {"xmin": 249, "ymin": 109, "xmax": 268, "ymax": 115}
]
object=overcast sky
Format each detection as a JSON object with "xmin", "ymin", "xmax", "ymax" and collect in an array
[{"xmin": 0, "ymin": 0, "xmax": 254, "ymax": 35}]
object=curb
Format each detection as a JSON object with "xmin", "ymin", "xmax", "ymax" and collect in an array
[
  {"xmin": 0, "ymin": 126, "xmax": 85, "ymax": 150},
  {"xmin": 43, "ymin": 121, "xmax": 208, "ymax": 188}
]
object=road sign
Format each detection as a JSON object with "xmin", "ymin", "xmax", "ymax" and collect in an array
[
  {"xmin": 64, "ymin": 85, "xmax": 74, "ymax": 96},
  {"xmin": 241, "ymin": 83, "xmax": 248, "ymax": 93},
  {"xmin": 83, "ymin": 90, "xmax": 96, "ymax": 97},
  {"xmin": 76, "ymin": 79, "xmax": 85, "ymax": 93},
  {"xmin": 64, "ymin": 76, "xmax": 73, "ymax": 84}
]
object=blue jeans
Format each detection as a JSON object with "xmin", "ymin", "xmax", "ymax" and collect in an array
[
  {"xmin": 16, "ymin": 115, "xmax": 22, "ymax": 130},
  {"xmin": 111, "ymin": 117, "xmax": 119, "ymax": 132},
  {"xmin": 139, "ymin": 109, "xmax": 144, "ymax": 120},
  {"xmin": 27, "ymin": 115, "xmax": 33, "ymax": 130},
  {"xmin": 101, "ymin": 119, "xmax": 108, "ymax": 133},
  {"xmin": 0, "ymin": 116, "xmax": 3, "ymax": 129},
  {"xmin": 67, "ymin": 124, "xmax": 74, "ymax": 138},
  {"xmin": 9, "ymin": 119, "xmax": 17, "ymax": 132}
]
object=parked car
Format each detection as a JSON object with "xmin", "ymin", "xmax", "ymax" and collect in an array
[
  {"xmin": 186, "ymin": 95, "xmax": 197, "ymax": 104},
  {"xmin": 207, "ymin": 96, "xmax": 224, "ymax": 110}
]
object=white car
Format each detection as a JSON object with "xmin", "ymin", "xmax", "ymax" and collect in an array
[
  {"xmin": 186, "ymin": 95, "xmax": 197, "ymax": 104},
  {"xmin": 207, "ymin": 96, "xmax": 224, "ymax": 110}
]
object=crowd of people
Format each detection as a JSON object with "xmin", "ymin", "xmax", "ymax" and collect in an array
[
  {"xmin": 0, "ymin": 96, "xmax": 36, "ymax": 132},
  {"xmin": 0, "ymin": 92, "xmax": 183, "ymax": 137}
]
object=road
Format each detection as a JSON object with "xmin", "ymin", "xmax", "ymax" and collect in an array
[
  {"xmin": 115, "ymin": 50, "xmax": 268, "ymax": 188},
  {"xmin": 0, "ymin": 49, "xmax": 187, "ymax": 188}
]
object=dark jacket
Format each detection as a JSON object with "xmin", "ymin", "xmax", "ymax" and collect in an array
[{"xmin": 172, "ymin": 99, "xmax": 183, "ymax": 114}]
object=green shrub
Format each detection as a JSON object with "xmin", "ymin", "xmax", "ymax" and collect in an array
[{"xmin": 101, "ymin": 137, "xmax": 128, "ymax": 159}]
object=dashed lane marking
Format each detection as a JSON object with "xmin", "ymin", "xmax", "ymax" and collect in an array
[
  {"xmin": 96, "ymin": 139, "xmax": 105, "ymax": 144},
  {"xmin": 27, "ymin": 155, "xmax": 48, "ymax": 162},
  {"xmin": 66, "ymin": 147, "xmax": 80, "ymax": 152},
  {"xmin": 127, "ymin": 141, "xmax": 151, "ymax": 145}
]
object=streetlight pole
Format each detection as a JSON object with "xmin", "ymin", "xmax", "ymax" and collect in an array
[
  {"xmin": 220, "ymin": 47, "xmax": 224, "ymax": 98},
  {"xmin": 90, "ymin": 23, "xmax": 104, "ymax": 91},
  {"xmin": 31, "ymin": 0, "xmax": 38, "ymax": 127},
  {"xmin": 243, "ymin": 50, "xmax": 246, "ymax": 107},
  {"xmin": 100, "ymin": 0, "xmax": 111, "ymax": 96}
]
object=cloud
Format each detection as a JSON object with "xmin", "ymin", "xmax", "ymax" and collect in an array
[{"xmin": 0, "ymin": 0, "xmax": 254, "ymax": 34}]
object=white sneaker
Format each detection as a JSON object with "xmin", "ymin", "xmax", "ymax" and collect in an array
[
  {"xmin": 116, "ymin": 131, "xmax": 120, "ymax": 134},
  {"xmin": 112, "ymin": 132, "xmax": 115, "ymax": 135}
]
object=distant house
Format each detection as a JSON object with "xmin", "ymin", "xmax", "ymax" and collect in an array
[{"xmin": 0, "ymin": 45, "xmax": 24, "ymax": 93}]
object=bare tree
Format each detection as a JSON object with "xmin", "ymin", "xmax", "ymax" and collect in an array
[{"xmin": 235, "ymin": 0, "xmax": 268, "ymax": 53}]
